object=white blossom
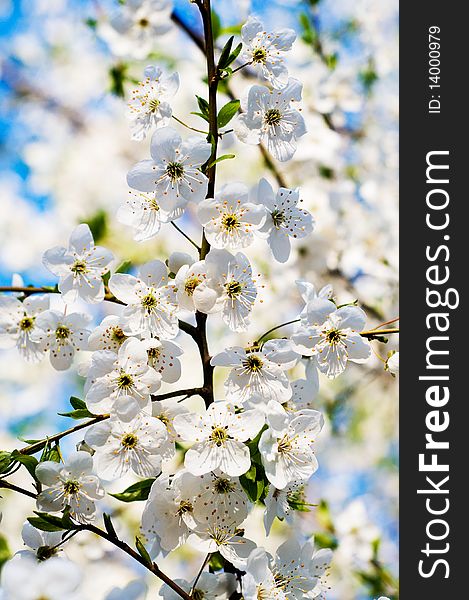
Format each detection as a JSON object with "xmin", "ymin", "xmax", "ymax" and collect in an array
[
  {"xmin": 152, "ymin": 398, "xmax": 190, "ymax": 444},
  {"xmin": 0, "ymin": 294, "xmax": 49, "ymax": 362},
  {"xmin": 127, "ymin": 65, "xmax": 179, "ymax": 141},
  {"xmin": 36, "ymin": 452, "xmax": 104, "ymax": 523},
  {"xmin": 193, "ymin": 471, "xmax": 249, "ymax": 527},
  {"xmin": 235, "ymin": 79, "xmax": 306, "ymax": 162},
  {"xmin": 296, "ymin": 280, "xmax": 335, "ymax": 326},
  {"xmin": 386, "ymin": 351, "xmax": 399, "ymax": 376},
  {"xmin": 211, "ymin": 339, "xmax": 299, "ymax": 409},
  {"xmin": 205, "ymin": 249, "xmax": 258, "ymax": 332},
  {"xmin": 127, "ymin": 127, "xmax": 211, "ymax": 213},
  {"xmin": 88, "ymin": 315, "xmax": 129, "ymax": 353},
  {"xmin": 109, "ymin": 260, "xmax": 178, "ymax": 339},
  {"xmin": 259, "ymin": 406, "xmax": 323, "ymax": 489},
  {"xmin": 263, "ymin": 482, "xmax": 306, "ymax": 536},
  {"xmin": 173, "ymin": 402, "xmax": 264, "ymax": 477},
  {"xmin": 292, "ymin": 305, "xmax": 371, "ymax": 378},
  {"xmin": 42, "ymin": 224, "xmax": 113, "ymax": 304},
  {"xmin": 253, "ymin": 178, "xmax": 314, "ymax": 262},
  {"xmin": 18, "ymin": 522, "xmax": 63, "ymax": 561},
  {"xmin": 0, "ymin": 556, "xmax": 82, "ymax": 600},
  {"xmin": 85, "ymin": 337, "xmax": 161, "ymax": 421},
  {"xmin": 174, "ymin": 260, "xmax": 219, "ymax": 313},
  {"xmin": 30, "ymin": 309, "xmax": 91, "ymax": 371},
  {"xmin": 197, "ymin": 183, "xmax": 266, "ymax": 250},
  {"xmin": 141, "ymin": 337, "xmax": 183, "ymax": 383},
  {"xmin": 241, "ymin": 15, "xmax": 296, "ymax": 88},
  {"xmin": 84, "ymin": 413, "xmax": 168, "ymax": 479}
]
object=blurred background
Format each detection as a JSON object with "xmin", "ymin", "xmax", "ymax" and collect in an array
[{"xmin": 0, "ymin": 0, "xmax": 399, "ymax": 598}]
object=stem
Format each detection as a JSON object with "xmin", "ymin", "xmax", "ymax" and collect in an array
[
  {"xmin": 257, "ymin": 318, "xmax": 301, "ymax": 343},
  {"xmin": 152, "ymin": 387, "xmax": 204, "ymax": 402},
  {"xmin": 371, "ymin": 316, "xmax": 400, "ymax": 329},
  {"xmin": 171, "ymin": 222, "xmax": 202, "ymax": 251},
  {"xmin": 172, "ymin": 114, "xmax": 208, "ymax": 135},
  {"xmin": 361, "ymin": 327, "xmax": 399, "ymax": 338},
  {"xmin": 0, "ymin": 479, "xmax": 37, "ymax": 499},
  {"xmin": 230, "ymin": 61, "xmax": 252, "ymax": 75},
  {"xmin": 80, "ymin": 524, "xmax": 192, "ymax": 600},
  {"xmin": 190, "ymin": 553, "xmax": 211, "ymax": 595}
]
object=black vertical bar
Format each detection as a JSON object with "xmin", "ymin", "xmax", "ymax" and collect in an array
[{"xmin": 400, "ymin": 3, "xmax": 466, "ymax": 597}]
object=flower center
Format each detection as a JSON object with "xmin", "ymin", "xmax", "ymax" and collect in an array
[
  {"xmin": 147, "ymin": 346, "xmax": 161, "ymax": 360},
  {"xmin": 271, "ymin": 209, "xmax": 285, "ymax": 227},
  {"xmin": 36, "ymin": 545, "xmax": 58, "ymax": 561},
  {"xmin": 244, "ymin": 354, "xmax": 264, "ymax": 372},
  {"xmin": 156, "ymin": 413, "xmax": 169, "ymax": 426},
  {"xmin": 213, "ymin": 477, "xmax": 236, "ymax": 494},
  {"xmin": 19, "ymin": 316, "xmax": 35, "ymax": 331},
  {"xmin": 141, "ymin": 292, "xmax": 158, "ymax": 312},
  {"xmin": 221, "ymin": 213, "xmax": 240, "ymax": 232},
  {"xmin": 184, "ymin": 276, "xmax": 201, "ymax": 296},
  {"xmin": 70, "ymin": 260, "xmax": 88, "ymax": 275},
  {"xmin": 264, "ymin": 108, "xmax": 283, "ymax": 126},
  {"xmin": 324, "ymin": 329, "xmax": 344, "ymax": 345},
  {"xmin": 55, "ymin": 326, "xmax": 70, "ymax": 340},
  {"xmin": 149, "ymin": 196, "xmax": 160, "ymax": 211},
  {"xmin": 225, "ymin": 280, "xmax": 242, "ymax": 298},
  {"xmin": 63, "ymin": 480, "xmax": 81, "ymax": 495},
  {"xmin": 121, "ymin": 433, "xmax": 138, "ymax": 449},
  {"xmin": 111, "ymin": 327, "xmax": 126, "ymax": 343},
  {"xmin": 176, "ymin": 500, "xmax": 193, "ymax": 516},
  {"xmin": 277, "ymin": 435, "xmax": 292, "ymax": 454},
  {"xmin": 192, "ymin": 590, "xmax": 205, "ymax": 600},
  {"xmin": 148, "ymin": 98, "xmax": 160, "ymax": 112},
  {"xmin": 252, "ymin": 47, "xmax": 267, "ymax": 63},
  {"xmin": 117, "ymin": 372, "xmax": 134, "ymax": 391},
  {"xmin": 138, "ymin": 18, "xmax": 150, "ymax": 27},
  {"xmin": 166, "ymin": 162, "xmax": 185, "ymax": 182},
  {"xmin": 210, "ymin": 425, "xmax": 230, "ymax": 447}
]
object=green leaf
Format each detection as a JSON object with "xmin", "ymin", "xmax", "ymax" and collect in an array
[
  {"xmin": 196, "ymin": 95, "xmax": 210, "ymax": 117},
  {"xmin": 0, "ymin": 451, "xmax": 12, "ymax": 475},
  {"xmin": 28, "ymin": 513, "xmax": 68, "ymax": 533},
  {"xmin": 40, "ymin": 442, "xmax": 61, "ymax": 464},
  {"xmin": 218, "ymin": 36, "xmax": 234, "ymax": 69},
  {"xmin": 58, "ymin": 409, "xmax": 96, "ymax": 420},
  {"xmin": 10, "ymin": 451, "xmax": 39, "ymax": 482},
  {"xmin": 211, "ymin": 9, "xmax": 221, "ymax": 40},
  {"xmin": 217, "ymin": 100, "xmax": 240, "ymax": 128},
  {"xmin": 110, "ymin": 478, "xmax": 155, "ymax": 503},
  {"xmin": 0, "ymin": 534, "xmax": 11, "ymax": 569},
  {"xmin": 207, "ymin": 154, "xmax": 235, "ymax": 168},
  {"xmin": 85, "ymin": 209, "xmax": 108, "ymax": 242},
  {"xmin": 70, "ymin": 396, "xmax": 87, "ymax": 410},
  {"xmin": 135, "ymin": 537, "xmax": 153, "ymax": 568},
  {"xmin": 209, "ymin": 551, "xmax": 225, "ymax": 572},
  {"xmin": 103, "ymin": 513, "xmax": 118, "ymax": 539},
  {"xmin": 190, "ymin": 111, "xmax": 210, "ymax": 123}
]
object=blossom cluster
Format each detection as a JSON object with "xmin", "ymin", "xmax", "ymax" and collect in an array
[{"xmin": 0, "ymin": 2, "xmax": 397, "ymax": 599}]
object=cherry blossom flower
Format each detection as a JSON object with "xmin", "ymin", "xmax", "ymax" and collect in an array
[
  {"xmin": 141, "ymin": 471, "xmax": 200, "ymax": 553},
  {"xmin": 30, "ymin": 309, "xmax": 91, "ymax": 371},
  {"xmin": 241, "ymin": 15, "xmax": 296, "ymax": 88},
  {"xmin": 0, "ymin": 556, "xmax": 82, "ymax": 600},
  {"xmin": 263, "ymin": 482, "xmax": 305, "ymax": 535},
  {"xmin": 292, "ymin": 305, "xmax": 371, "ymax": 378},
  {"xmin": 187, "ymin": 522, "xmax": 257, "ymax": 570},
  {"xmin": 109, "ymin": 260, "xmax": 178, "ymax": 339},
  {"xmin": 42, "ymin": 224, "xmax": 113, "ymax": 304},
  {"xmin": 242, "ymin": 548, "xmax": 287, "ymax": 600},
  {"xmin": 0, "ymin": 294, "xmax": 49, "ymax": 362},
  {"xmin": 152, "ymin": 398, "xmax": 190, "ymax": 444},
  {"xmin": 127, "ymin": 127, "xmax": 211, "ymax": 212},
  {"xmin": 117, "ymin": 190, "xmax": 182, "ymax": 242},
  {"xmin": 197, "ymin": 183, "xmax": 266, "ymax": 250},
  {"xmin": 127, "ymin": 65, "xmax": 179, "ymax": 141},
  {"xmin": 36, "ymin": 451, "xmax": 104, "ymax": 523},
  {"xmin": 84, "ymin": 413, "xmax": 168, "ymax": 479},
  {"xmin": 85, "ymin": 337, "xmax": 161, "ymax": 421},
  {"xmin": 235, "ymin": 79, "xmax": 306, "ymax": 162},
  {"xmin": 296, "ymin": 280, "xmax": 335, "ymax": 326},
  {"xmin": 211, "ymin": 339, "xmax": 299, "ymax": 409},
  {"xmin": 174, "ymin": 260, "xmax": 219, "ymax": 313},
  {"xmin": 205, "ymin": 249, "xmax": 258, "ymax": 332},
  {"xmin": 159, "ymin": 572, "xmax": 236, "ymax": 600},
  {"xmin": 192, "ymin": 471, "xmax": 249, "ymax": 527},
  {"xmin": 141, "ymin": 337, "xmax": 183, "ymax": 383},
  {"xmin": 386, "ymin": 351, "xmax": 399, "ymax": 376},
  {"xmin": 173, "ymin": 402, "xmax": 264, "ymax": 477},
  {"xmin": 88, "ymin": 315, "xmax": 129, "ymax": 353},
  {"xmin": 253, "ymin": 178, "xmax": 314, "ymax": 262},
  {"xmin": 18, "ymin": 522, "xmax": 63, "ymax": 561},
  {"xmin": 259, "ymin": 407, "xmax": 323, "ymax": 489}
]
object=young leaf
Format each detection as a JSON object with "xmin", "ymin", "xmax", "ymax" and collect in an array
[
  {"xmin": 70, "ymin": 396, "xmax": 87, "ymax": 410},
  {"xmin": 135, "ymin": 537, "xmax": 153, "ymax": 568},
  {"xmin": 207, "ymin": 154, "xmax": 235, "ymax": 168},
  {"xmin": 196, "ymin": 95, "xmax": 210, "ymax": 117},
  {"xmin": 40, "ymin": 442, "xmax": 61, "ymax": 464},
  {"xmin": 0, "ymin": 451, "xmax": 12, "ymax": 475},
  {"xmin": 58, "ymin": 408, "xmax": 96, "ymax": 420},
  {"xmin": 103, "ymin": 513, "xmax": 118, "ymax": 540},
  {"xmin": 190, "ymin": 111, "xmax": 210, "ymax": 123},
  {"xmin": 218, "ymin": 36, "xmax": 234, "ymax": 69},
  {"xmin": 217, "ymin": 100, "xmax": 240, "ymax": 128},
  {"xmin": 209, "ymin": 551, "xmax": 225, "ymax": 572},
  {"xmin": 28, "ymin": 513, "xmax": 68, "ymax": 533},
  {"xmin": 110, "ymin": 478, "xmax": 156, "ymax": 503},
  {"xmin": 10, "ymin": 451, "xmax": 39, "ymax": 482}
]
